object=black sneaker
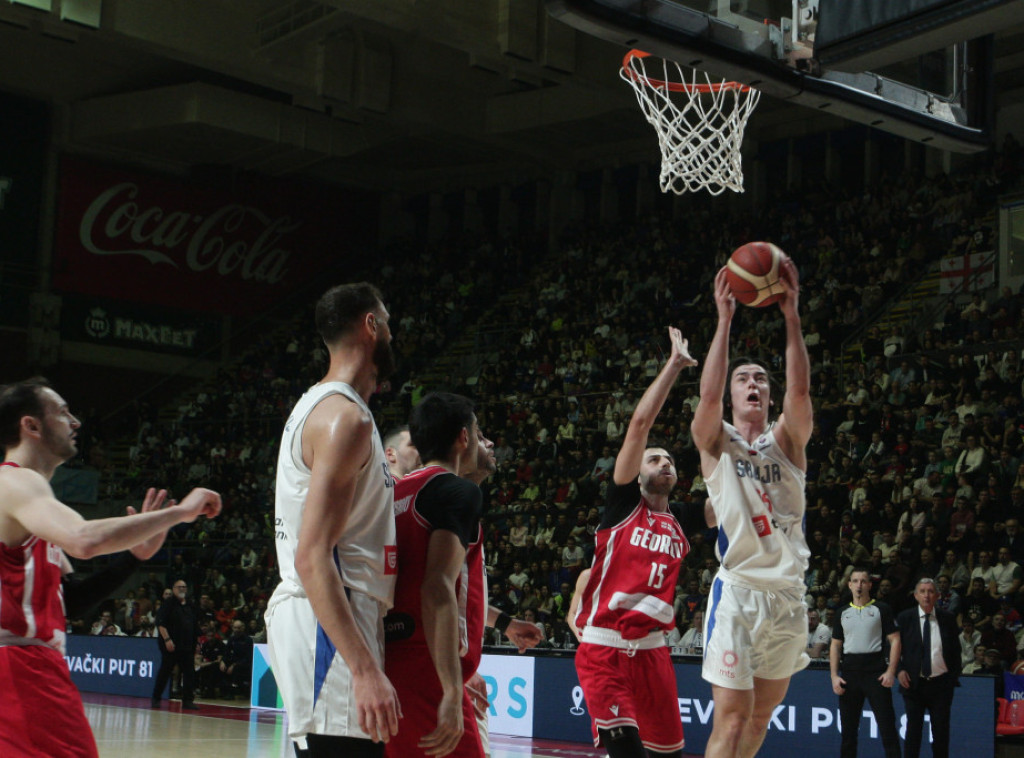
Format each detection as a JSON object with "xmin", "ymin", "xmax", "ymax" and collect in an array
[
  {"xmin": 182, "ymin": 702, "xmax": 200, "ymax": 710},
  {"xmin": 150, "ymin": 699, "xmax": 161, "ymax": 709}
]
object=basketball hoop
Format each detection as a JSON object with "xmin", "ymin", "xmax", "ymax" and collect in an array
[{"xmin": 620, "ymin": 50, "xmax": 760, "ymax": 196}]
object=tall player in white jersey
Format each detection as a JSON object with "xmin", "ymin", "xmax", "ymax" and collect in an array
[
  {"xmin": 692, "ymin": 254, "xmax": 813, "ymax": 758},
  {"xmin": 266, "ymin": 282, "xmax": 400, "ymax": 758}
]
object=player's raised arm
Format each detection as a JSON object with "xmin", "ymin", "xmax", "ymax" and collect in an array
[
  {"xmin": 612, "ymin": 327, "xmax": 697, "ymax": 486},
  {"xmin": 773, "ymin": 254, "xmax": 813, "ymax": 469},
  {"xmin": 691, "ymin": 267, "xmax": 734, "ymax": 458}
]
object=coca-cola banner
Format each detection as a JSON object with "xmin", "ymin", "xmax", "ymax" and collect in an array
[{"xmin": 54, "ymin": 157, "xmax": 376, "ymax": 315}]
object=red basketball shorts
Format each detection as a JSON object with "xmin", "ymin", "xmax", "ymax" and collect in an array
[
  {"xmin": 384, "ymin": 645, "xmax": 483, "ymax": 758},
  {"xmin": 0, "ymin": 645, "xmax": 99, "ymax": 758},
  {"xmin": 575, "ymin": 641, "xmax": 684, "ymax": 753}
]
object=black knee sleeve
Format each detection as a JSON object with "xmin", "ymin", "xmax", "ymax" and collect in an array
[{"xmin": 599, "ymin": 725, "xmax": 646, "ymax": 758}]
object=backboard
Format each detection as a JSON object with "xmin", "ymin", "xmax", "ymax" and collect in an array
[{"xmin": 546, "ymin": 0, "xmax": 999, "ymax": 153}]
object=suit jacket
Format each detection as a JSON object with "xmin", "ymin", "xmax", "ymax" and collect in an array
[{"xmin": 897, "ymin": 605, "xmax": 961, "ymax": 690}]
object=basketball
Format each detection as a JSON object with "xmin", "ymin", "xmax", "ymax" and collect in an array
[
  {"xmin": 725, "ymin": 242, "xmax": 786, "ymax": 307},
  {"xmin": 1012, "ymin": 660, "xmax": 1024, "ymax": 675}
]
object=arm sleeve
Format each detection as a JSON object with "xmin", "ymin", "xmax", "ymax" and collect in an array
[
  {"xmin": 61, "ymin": 552, "xmax": 142, "ymax": 619},
  {"xmin": 601, "ymin": 481, "xmax": 642, "ymax": 529},
  {"xmin": 670, "ymin": 501, "xmax": 709, "ymax": 535},
  {"xmin": 415, "ymin": 475, "xmax": 482, "ymax": 548}
]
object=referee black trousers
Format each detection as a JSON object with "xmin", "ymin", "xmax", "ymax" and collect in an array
[{"xmin": 839, "ymin": 668, "xmax": 901, "ymax": 758}]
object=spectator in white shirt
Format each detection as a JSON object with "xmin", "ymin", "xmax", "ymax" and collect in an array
[
  {"xmin": 678, "ymin": 610, "xmax": 705, "ymax": 655},
  {"xmin": 956, "ymin": 435, "xmax": 987, "ymax": 480},
  {"xmin": 806, "ymin": 609, "xmax": 831, "ymax": 660},
  {"xmin": 959, "ymin": 620, "xmax": 981, "ymax": 667},
  {"xmin": 989, "ymin": 548, "xmax": 1023, "ymax": 599}
]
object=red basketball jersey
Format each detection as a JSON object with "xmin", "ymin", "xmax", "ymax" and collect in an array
[
  {"xmin": 386, "ymin": 465, "xmax": 484, "ymax": 681},
  {"xmin": 575, "ymin": 499, "xmax": 689, "ymax": 640}
]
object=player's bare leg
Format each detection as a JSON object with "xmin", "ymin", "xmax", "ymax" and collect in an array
[
  {"xmin": 737, "ymin": 677, "xmax": 791, "ymax": 758},
  {"xmin": 704, "ymin": 686, "xmax": 753, "ymax": 758}
]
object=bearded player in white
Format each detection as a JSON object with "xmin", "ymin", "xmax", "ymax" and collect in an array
[
  {"xmin": 267, "ymin": 282, "xmax": 400, "ymax": 758},
  {"xmin": 691, "ymin": 254, "xmax": 813, "ymax": 758}
]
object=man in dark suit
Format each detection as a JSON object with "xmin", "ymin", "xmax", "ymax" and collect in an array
[
  {"xmin": 897, "ymin": 577, "xmax": 962, "ymax": 758},
  {"xmin": 151, "ymin": 579, "xmax": 200, "ymax": 709}
]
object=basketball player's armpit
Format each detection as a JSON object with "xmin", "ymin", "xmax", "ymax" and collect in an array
[{"xmin": 63, "ymin": 551, "xmax": 141, "ymax": 618}]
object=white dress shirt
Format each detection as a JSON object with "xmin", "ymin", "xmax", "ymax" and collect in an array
[{"xmin": 919, "ymin": 607, "xmax": 948, "ymax": 677}]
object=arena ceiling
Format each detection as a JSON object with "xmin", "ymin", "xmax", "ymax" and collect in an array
[{"xmin": 2, "ymin": 0, "xmax": 1024, "ymax": 194}]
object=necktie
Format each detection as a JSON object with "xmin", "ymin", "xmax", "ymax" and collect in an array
[{"xmin": 922, "ymin": 613, "xmax": 932, "ymax": 677}]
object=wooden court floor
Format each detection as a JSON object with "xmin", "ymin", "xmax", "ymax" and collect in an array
[{"xmin": 83, "ymin": 693, "xmax": 615, "ymax": 758}]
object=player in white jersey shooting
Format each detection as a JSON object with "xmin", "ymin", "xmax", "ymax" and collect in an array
[{"xmin": 691, "ymin": 254, "xmax": 813, "ymax": 758}]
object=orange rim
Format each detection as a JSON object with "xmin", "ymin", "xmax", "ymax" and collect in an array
[{"xmin": 622, "ymin": 49, "xmax": 753, "ymax": 93}]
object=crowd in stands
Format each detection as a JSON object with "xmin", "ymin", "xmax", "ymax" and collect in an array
[{"xmin": 69, "ymin": 133, "xmax": 1024, "ymax": 686}]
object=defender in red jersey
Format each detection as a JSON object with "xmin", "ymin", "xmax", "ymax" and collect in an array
[
  {"xmin": 385, "ymin": 393, "xmax": 539, "ymax": 758},
  {"xmin": 385, "ymin": 392, "xmax": 484, "ymax": 758},
  {"xmin": 0, "ymin": 378, "xmax": 221, "ymax": 757},
  {"xmin": 382, "ymin": 413, "xmax": 537, "ymax": 757},
  {"xmin": 573, "ymin": 327, "xmax": 703, "ymax": 758}
]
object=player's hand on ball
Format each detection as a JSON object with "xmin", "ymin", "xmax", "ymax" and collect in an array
[
  {"xmin": 713, "ymin": 267, "xmax": 736, "ymax": 319},
  {"xmin": 777, "ymin": 253, "xmax": 801, "ymax": 314}
]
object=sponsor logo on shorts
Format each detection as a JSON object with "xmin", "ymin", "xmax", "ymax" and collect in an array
[
  {"xmin": 752, "ymin": 514, "xmax": 772, "ymax": 537},
  {"xmin": 384, "ymin": 545, "xmax": 398, "ymax": 574},
  {"xmin": 718, "ymin": 650, "xmax": 738, "ymax": 678},
  {"xmin": 609, "ymin": 704, "xmax": 619, "ymax": 716},
  {"xmin": 383, "ymin": 612, "xmax": 415, "ymax": 642}
]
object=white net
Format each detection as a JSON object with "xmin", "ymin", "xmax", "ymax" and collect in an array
[{"xmin": 621, "ymin": 53, "xmax": 760, "ymax": 196}]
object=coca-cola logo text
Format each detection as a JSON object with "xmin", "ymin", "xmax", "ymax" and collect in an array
[{"xmin": 78, "ymin": 182, "xmax": 303, "ymax": 283}]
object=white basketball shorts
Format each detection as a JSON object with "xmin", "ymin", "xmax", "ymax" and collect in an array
[
  {"xmin": 266, "ymin": 589, "xmax": 385, "ymax": 746},
  {"xmin": 702, "ymin": 577, "xmax": 809, "ymax": 690}
]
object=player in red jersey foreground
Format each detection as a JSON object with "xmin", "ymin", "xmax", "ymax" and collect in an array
[{"xmin": 0, "ymin": 378, "xmax": 221, "ymax": 757}]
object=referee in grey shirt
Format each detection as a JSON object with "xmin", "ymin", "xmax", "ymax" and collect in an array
[{"xmin": 830, "ymin": 567, "xmax": 902, "ymax": 758}]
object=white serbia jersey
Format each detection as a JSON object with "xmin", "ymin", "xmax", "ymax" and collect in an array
[
  {"xmin": 270, "ymin": 382, "xmax": 397, "ymax": 609},
  {"xmin": 705, "ymin": 421, "xmax": 809, "ymax": 590}
]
